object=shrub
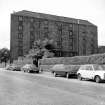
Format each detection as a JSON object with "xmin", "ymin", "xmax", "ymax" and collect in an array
[{"xmin": 40, "ymin": 53, "xmax": 105, "ymax": 65}]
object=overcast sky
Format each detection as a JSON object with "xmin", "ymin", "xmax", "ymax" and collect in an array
[{"xmin": 0, "ymin": 0, "xmax": 105, "ymax": 49}]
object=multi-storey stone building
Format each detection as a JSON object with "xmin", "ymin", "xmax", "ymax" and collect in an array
[
  {"xmin": 98, "ymin": 46, "xmax": 105, "ymax": 54},
  {"xmin": 10, "ymin": 10, "xmax": 98, "ymax": 60}
]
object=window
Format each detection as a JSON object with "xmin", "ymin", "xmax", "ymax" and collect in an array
[
  {"xmin": 18, "ymin": 41, "xmax": 23, "ymax": 47},
  {"xmin": 44, "ymin": 27, "xmax": 48, "ymax": 30},
  {"xmin": 30, "ymin": 25, "xmax": 34, "ymax": 31},
  {"xmin": 30, "ymin": 18, "xmax": 34, "ymax": 22},
  {"xmin": 69, "ymin": 38, "xmax": 73, "ymax": 50},
  {"xmin": 44, "ymin": 20, "xmax": 48, "ymax": 25},
  {"xmin": 94, "ymin": 65, "xmax": 105, "ymax": 70},
  {"xmin": 44, "ymin": 27, "xmax": 49, "ymax": 33},
  {"xmin": 58, "ymin": 30, "xmax": 62, "ymax": 35},
  {"xmin": 69, "ymin": 30, "xmax": 73, "ymax": 36},
  {"xmin": 18, "ymin": 21, "xmax": 23, "ymax": 26},
  {"xmin": 69, "ymin": 45, "xmax": 73, "ymax": 50},
  {"xmin": 57, "ymin": 41, "xmax": 62, "ymax": 48},
  {"xmin": 58, "ymin": 25, "xmax": 62, "ymax": 33},
  {"xmin": 80, "ymin": 66, "xmax": 86, "ymax": 70},
  {"xmin": 58, "ymin": 27, "xmax": 62, "ymax": 32},
  {"xmin": 44, "ymin": 33, "xmax": 49, "ymax": 38},
  {"xmin": 18, "ymin": 48, "xmax": 23, "ymax": 56},
  {"xmin": 18, "ymin": 16, "xmax": 23, "ymax": 28},
  {"xmin": 83, "ymin": 31, "xmax": 86, "ymax": 34},
  {"xmin": 82, "ymin": 38, "xmax": 86, "ymax": 55},
  {"xmin": 69, "ymin": 38, "xmax": 73, "ymax": 43},
  {"xmin": 86, "ymin": 66, "xmax": 93, "ymax": 70},
  {"xmin": 18, "ymin": 33, "xmax": 23, "ymax": 39},
  {"xmin": 69, "ymin": 24, "xmax": 73, "ymax": 28},
  {"xmin": 62, "ymin": 37, "xmax": 67, "ymax": 40},
  {"xmin": 30, "ymin": 41, "xmax": 34, "ymax": 49},
  {"xmin": 18, "ymin": 26, "xmax": 23, "ymax": 30},
  {"xmin": 18, "ymin": 16, "xmax": 23, "ymax": 21},
  {"xmin": 30, "ymin": 33, "xmax": 34, "ymax": 40}
]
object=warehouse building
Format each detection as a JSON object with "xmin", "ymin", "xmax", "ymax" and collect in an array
[{"xmin": 10, "ymin": 10, "xmax": 98, "ymax": 60}]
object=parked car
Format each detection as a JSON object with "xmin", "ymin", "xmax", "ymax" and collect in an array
[
  {"xmin": 21, "ymin": 64, "xmax": 39, "ymax": 73},
  {"xmin": 6, "ymin": 64, "xmax": 21, "ymax": 71},
  {"xmin": 77, "ymin": 64, "xmax": 105, "ymax": 83},
  {"xmin": 51, "ymin": 64, "xmax": 80, "ymax": 78}
]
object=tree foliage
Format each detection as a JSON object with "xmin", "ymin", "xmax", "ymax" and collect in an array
[
  {"xmin": 28, "ymin": 38, "xmax": 57, "ymax": 59},
  {"xmin": 0, "ymin": 48, "xmax": 10, "ymax": 65}
]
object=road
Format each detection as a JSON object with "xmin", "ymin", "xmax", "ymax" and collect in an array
[{"xmin": 0, "ymin": 69, "xmax": 105, "ymax": 105}]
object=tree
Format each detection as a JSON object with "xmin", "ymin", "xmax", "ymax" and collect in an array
[
  {"xmin": 43, "ymin": 38, "xmax": 57, "ymax": 52},
  {"xmin": 28, "ymin": 38, "xmax": 57, "ymax": 59},
  {"xmin": 28, "ymin": 40, "xmax": 44, "ymax": 59},
  {"xmin": 26, "ymin": 38, "xmax": 57, "ymax": 67},
  {"xmin": 0, "ymin": 48, "xmax": 10, "ymax": 66}
]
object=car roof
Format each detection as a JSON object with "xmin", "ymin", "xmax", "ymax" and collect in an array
[{"xmin": 81, "ymin": 64, "xmax": 101, "ymax": 66}]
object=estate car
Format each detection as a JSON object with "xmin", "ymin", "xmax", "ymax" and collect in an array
[{"xmin": 77, "ymin": 64, "xmax": 105, "ymax": 83}]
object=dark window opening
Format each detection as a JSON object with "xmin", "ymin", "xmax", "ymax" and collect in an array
[
  {"xmin": 18, "ymin": 49, "xmax": 23, "ymax": 56},
  {"xmin": 82, "ymin": 38, "xmax": 86, "ymax": 55},
  {"xmin": 30, "ymin": 31, "xmax": 35, "ymax": 40},
  {"xmin": 18, "ymin": 41, "xmax": 23, "ymax": 47},
  {"xmin": 30, "ymin": 41, "xmax": 34, "ymax": 49},
  {"xmin": 69, "ymin": 30, "xmax": 73, "ymax": 36},
  {"xmin": 18, "ymin": 33, "xmax": 23, "ymax": 39}
]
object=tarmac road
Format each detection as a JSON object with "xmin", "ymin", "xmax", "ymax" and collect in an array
[{"xmin": 0, "ymin": 69, "xmax": 105, "ymax": 105}]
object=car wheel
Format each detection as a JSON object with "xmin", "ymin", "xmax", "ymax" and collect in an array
[
  {"xmin": 53, "ymin": 72, "xmax": 56, "ymax": 77},
  {"xmin": 52, "ymin": 71, "xmax": 54, "ymax": 74},
  {"xmin": 36, "ymin": 71, "xmax": 39, "ymax": 73},
  {"xmin": 27, "ymin": 70, "xmax": 30, "ymax": 73},
  {"xmin": 95, "ymin": 76, "xmax": 101, "ymax": 83},
  {"xmin": 39, "ymin": 68, "xmax": 43, "ymax": 72},
  {"xmin": 14, "ymin": 69, "xmax": 16, "ymax": 71},
  {"xmin": 66, "ymin": 73, "xmax": 69, "ymax": 78},
  {"xmin": 77, "ymin": 74, "xmax": 82, "ymax": 80}
]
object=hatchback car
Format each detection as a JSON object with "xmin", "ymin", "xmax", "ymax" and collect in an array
[
  {"xmin": 6, "ymin": 64, "xmax": 21, "ymax": 71},
  {"xmin": 21, "ymin": 64, "xmax": 39, "ymax": 73},
  {"xmin": 77, "ymin": 64, "xmax": 105, "ymax": 83}
]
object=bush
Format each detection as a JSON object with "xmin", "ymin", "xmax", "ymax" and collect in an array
[{"xmin": 40, "ymin": 53, "xmax": 105, "ymax": 65}]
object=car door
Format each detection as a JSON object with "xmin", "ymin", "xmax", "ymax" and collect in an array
[
  {"xmin": 86, "ymin": 65, "xmax": 94, "ymax": 79},
  {"xmin": 83, "ymin": 65, "xmax": 90, "ymax": 78},
  {"xmin": 80, "ymin": 65, "xmax": 87, "ymax": 78}
]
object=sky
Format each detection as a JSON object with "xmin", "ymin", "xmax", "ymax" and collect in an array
[{"xmin": 0, "ymin": 0, "xmax": 105, "ymax": 49}]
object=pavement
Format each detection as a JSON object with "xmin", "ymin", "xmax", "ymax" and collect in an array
[{"xmin": 0, "ymin": 68, "xmax": 105, "ymax": 105}]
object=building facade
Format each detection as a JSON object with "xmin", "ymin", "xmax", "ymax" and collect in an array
[
  {"xmin": 10, "ymin": 10, "xmax": 98, "ymax": 60},
  {"xmin": 98, "ymin": 46, "xmax": 105, "ymax": 54}
]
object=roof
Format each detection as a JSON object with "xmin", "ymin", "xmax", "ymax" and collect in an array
[{"xmin": 12, "ymin": 10, "xmax": 96, "ymax": 26}]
